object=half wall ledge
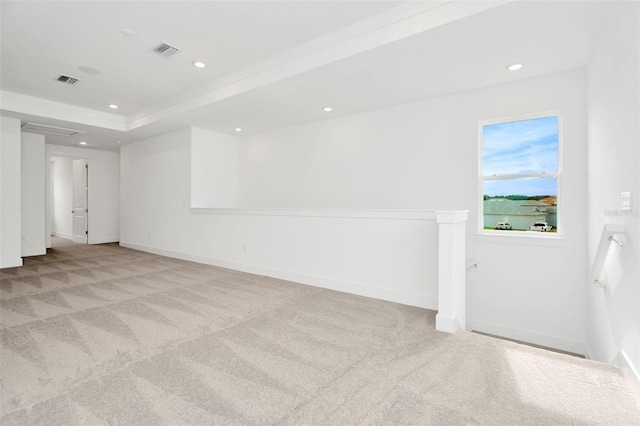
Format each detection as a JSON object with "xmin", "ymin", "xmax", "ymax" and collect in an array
[{"xmin": 189, "ymin": 207, "xmax": 469, "ymax": 332}]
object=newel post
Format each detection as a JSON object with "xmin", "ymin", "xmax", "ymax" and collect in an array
[{"xmin": 435, "ymin": 210, "xmax": 468, "ymax": 333}]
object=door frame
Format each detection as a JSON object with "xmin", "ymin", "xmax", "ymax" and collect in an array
[
  {"xmin": 71, "ymin": 158, "xmax": 88, "ymax": 244},
  {"xmin": 47, "ymin": 154, "xmax": 89, "ymax": 246}
]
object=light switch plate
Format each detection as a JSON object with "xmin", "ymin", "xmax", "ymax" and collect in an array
[{"xmin": 621, "ymin": 191, "xmax": 632, "ymax": 211}]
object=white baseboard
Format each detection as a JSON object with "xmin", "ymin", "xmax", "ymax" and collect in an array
[
  {"xmin": 119, "ymin": 241, "xmax": 437, "ymax": 310},
  {"xmin": 618, "ymin": 350, "xmax": 640, "ymax": 401},
  {"xmin": 1, "ymin": 257, "xmax": 23, "ymax": 269},
  {"xmin": 89, "ymin": 236, "xmax": 119, "ymax": 244},
  {"xmin": 21, "ymin": 246, "xmax": 47, "ymax": 257},
  {"xmin": 584, "ymin": 346, "xmax": 639, "ymax": 402},
  {"xmin": 436, "ymin": 314, "xmax": 463, "ymax": 333},
  {"xmin": 468, "ymin": 319, "xmax": 586, "ymax": 356},
  {"xmin": 53, "ymin": 233, "xmax": 118, "ymax": 245},
  {"xmin": 584, "ymin": 345, "xmax": 594, "ymax": 361}
]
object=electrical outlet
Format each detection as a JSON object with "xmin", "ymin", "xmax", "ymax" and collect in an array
[{"xmin": 621, "ymin": 191, "xmax": 632, "ymax": 211}]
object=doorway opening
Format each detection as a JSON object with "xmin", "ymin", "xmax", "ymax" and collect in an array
[{"xmin": 51, "ymin": 156, "xmax": 88, "ymax": 244}]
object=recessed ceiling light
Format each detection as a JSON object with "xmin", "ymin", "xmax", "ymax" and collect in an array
[
  {"xmin": 109, "ymin": 104, "xmax": 118, "ymax": 109},
  {"xmin": 79, "ymin": 141, "xmax": 87, "ymax": 145},
  {"xmin": 507, "ymin": 63, "xmax": 523, "ymax": 71},
  {"xmin": 323, "ymin": 107, "xmax": 333, "ymax": 112},
  {"xmin": 121, "ymin": 28, "xmax": 136, "ymax": 37},
  {"xmin": 234, "ymin": 127, "xmax": 242, "ymax": 132},
  {"xmin": 193, "ymin": 61, "xmax": 206, "ymax": 68},
  {"xmin": 115, "ymin": 141, "xmax": 121, "ymax": 144}
]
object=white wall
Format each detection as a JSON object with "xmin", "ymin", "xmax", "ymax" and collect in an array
[
  {"xmin": 240, "ymin": 69, "xmax": 588, "ymax": 353},
  {"xmin": 51, "ymin": 156, "xmax": 73, "ymax": 239},
  {"xmin": 120, "ymin": 128, "xmax": 191, "ymax": 246},
  {"xmin": 45, "ymin": 145, "xmax": 120, "ymax": 244},
  {"xmin": 21, "ymin": 132, "xmax": 46, "ymax": 256},
  {"xmin": 123, "ymin": 70, "xmax": 587, "ymax": 353},
  {"xmin": 120, "ymin": 128, "xmax": 440, "ymax": 308},
  {"xmin": 191, "ymin": 127, "xmax": 240, "ymax": 208},
  {"xmin": 586, "ymin": 1, "xmax": 639, "ymax": 375},
  {"xmin": 0, "ymin": 116, "xmax": 22, "ymax": 268}
]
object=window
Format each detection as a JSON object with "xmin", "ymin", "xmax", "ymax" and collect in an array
[{"xmin": 480, "ymin": 114, "xmax": 560, "ymax": 235}]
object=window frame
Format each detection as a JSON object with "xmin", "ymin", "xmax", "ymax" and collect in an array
[{"xmin": 477, "ymin": 111, "xmax": 564, "ymax": 240}]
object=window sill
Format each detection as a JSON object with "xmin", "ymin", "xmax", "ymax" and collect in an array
[{"xmin": 476, "ymin": 231, "xmax": 565, "ymax": 248}]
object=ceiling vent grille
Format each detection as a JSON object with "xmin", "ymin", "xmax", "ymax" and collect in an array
[
  {"xmin": 153, "ymin": 42, "xmax": 180, "ymax": 57},
  {"xmin": 21, "ymin": 122, "xmax": 85, "ymax": 136},
  {"xmin": 57, "ymin": 75, "xmax": 79, "ymax": 85}
]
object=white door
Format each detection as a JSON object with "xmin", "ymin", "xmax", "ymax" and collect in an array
[{"xmin": 72, "ymin": 159, "xmax": 88, "ymax": 243}]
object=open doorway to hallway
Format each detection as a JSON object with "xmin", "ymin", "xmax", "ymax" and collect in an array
[
  {"xmin": 45, "ymin": 146, "xmax": 120, "ymax": 249},
  {"xmin": 51, "ymin": 156, "xmax": 88, "ymax": 244}
]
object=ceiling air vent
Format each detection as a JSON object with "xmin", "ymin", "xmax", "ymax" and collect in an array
[
  {"xmin": 21, "ymin": 122, "xmax": 85, "ymax": 136},
  {"xmin": 57, "ymin": 75, "xmax": 79, "ymax": 85},
  {"xmin": 153, "ymin": 42, "xmax": 180, "ymax": 57}
]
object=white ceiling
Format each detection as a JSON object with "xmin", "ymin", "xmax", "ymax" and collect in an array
[{"xmin": 0, "ymin": 1, "xmax": 608, "ymax": 152}]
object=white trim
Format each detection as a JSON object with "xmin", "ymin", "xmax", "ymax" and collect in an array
[
  {"xmin": 483, "ymin": 173, "xmax": 558, "ymax": 181},
  {"xmin": 476, "ymin": 232, "xmax": 565, "ymax": 247},
  {"xmin": 190, "ymin": 208, "xmax": 437, "ymax": 221},
  {"xmin": 468, "ymin": 319, "xmax": 585, "ymax": 355},
  {"xmin": 89, "ymin": 236, "xmax": 120, "ymax": 245},
  {"xmin": 478, "ymin": 111, "xmax": 563, "ymax": 237},
  {"xmin": 584, "ymin": 346, "xmax": 640, "ymax": 402},
  {"xmin": 477, "ymin": 109, "xmax": 563, "ymax": 128},
  {"xmin": 1, "ymin": 258, "xmax": 23, "ymax": 269},
  {"xmin": 127, "ymin": 1, "xmax": 512, "ymax": 131},
  {"xmin": 119, "ymin": 241, "xmax": 438, "ymax": 310},
  {"xmin": 436, "ymin": 314, "xmax": 462, "ymax": 333},
  {"xmin": 436, "ymin": 210, "xmax": 469, "ymax": 224},
  {"xmin": 584, "ymin": 344, "xmax": 594, "ymax": 361},
  {"xmin": 21, "ymin": 246, "xmax": 46, "ymax": 257},
  {"xmin": 618, "ymin": 350, "xmax": 640, "ymax": 401},
  {"xmin": 52, "ymin": 232, "xmax": 73, "ymax": 240},
  {"xmin": 0, "ymin": 90, "xmax": 126, "ymax": 131}
]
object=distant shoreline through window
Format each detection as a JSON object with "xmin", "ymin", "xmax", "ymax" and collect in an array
[{"xmin": 480, "ymin": 114, "xmax": 560, "ymax": 234}]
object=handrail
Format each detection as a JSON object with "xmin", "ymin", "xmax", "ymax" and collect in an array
[
  {"xmin": 466, "ymin": 258, "xmax": 479, "ymax": 270},
  {"xmin": 591, "ymin": 224, "xmax": 626, "ymax": 288}
]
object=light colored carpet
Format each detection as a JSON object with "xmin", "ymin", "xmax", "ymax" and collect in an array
[{"xmin": 1, "ymin": 237, "xmax": 638, "ymax": 425}]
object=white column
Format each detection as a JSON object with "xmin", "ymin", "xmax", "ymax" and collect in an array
[
  {"xmin": 21, "ymin": 132, "xmax": 46, "ymax": 257},
  {"xmin": 1, "ymin": 116, "xmax": 23, "ymax": 268},
  {"xmin": 435, "ymin": 210, "xmax": 468, "ymax": 333}
]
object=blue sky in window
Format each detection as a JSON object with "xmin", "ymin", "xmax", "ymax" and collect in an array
[
  {"xmin": 482, "ymin": 116, "xmax": 558, "ymax": 176},
  {"xmin": 484, "ymin": 177, "xmax": 557, "ymax": 197}
]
